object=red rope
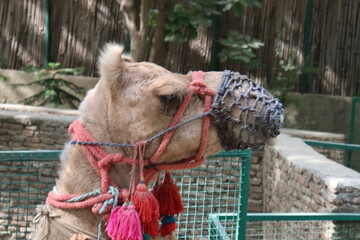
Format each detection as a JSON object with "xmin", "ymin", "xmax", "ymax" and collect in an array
[{"xmin": 46, "ymin": 71, "xmax": 214, "ymax": 217}]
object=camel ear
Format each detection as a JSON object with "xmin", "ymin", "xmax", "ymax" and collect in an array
[
  {"xmin": 149, "ymin": 75, "xmax": 189, "ymax": 98},
  {"xmin": 98, "ymin": 43, "xmax": 126, "ymax": 88}
]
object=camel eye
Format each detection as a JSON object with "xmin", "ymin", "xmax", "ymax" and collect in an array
[{"xmin": 158, "ymin": 94, "xmax": 182, "ymax": 115}]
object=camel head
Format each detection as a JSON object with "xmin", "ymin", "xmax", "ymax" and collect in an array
[
  {"xmin": 35, "ymin": 43, "xmax": 283, "ymax": 240},
  {"xmin": 77, "ymin": 43, "xmax": 283, "ymax": 167}
]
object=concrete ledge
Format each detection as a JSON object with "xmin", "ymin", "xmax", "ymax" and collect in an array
[
  {"xmin": 275, "ymin": 134, "xmax": 360, "ymax": 192},
  {"xmin": 0, "ymin": 104, "xmax": 79, "ymax": 116},
  {"xmin": 281, "ymin": 128, "xmax": 346, "ymax": 142},
  {"xmin": 264, "ymin": 134, "xmax": 360, "ymax": 213}
]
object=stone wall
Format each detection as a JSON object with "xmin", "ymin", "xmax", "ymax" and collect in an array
[
  {"xmin": 0, "ymin": 104, "xmax": 76, "ymax": 150},
  {"xmin": 263, "ymin": 134, "xmax": 360, "ymax": 239},
  {"xmin": 264, "ymin": 134, "xmax": 360, "ymax": 213}
]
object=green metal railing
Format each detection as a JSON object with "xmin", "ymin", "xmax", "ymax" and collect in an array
[
  {"xmin": 210, "ymin": 213, "xmax": 360, "ymax": 239},
  {"xmin": 0, "ymin": 149, "xmax": 252, "ymax": 240},
  {"xmin": 305, "ymin": 140, "xmax": 360, "ymax": 172},
  {"xmin": 347, "ymin": 97, "xmax": 360, "ymax": 167}
]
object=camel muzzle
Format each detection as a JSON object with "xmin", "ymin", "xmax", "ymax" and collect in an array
[{"xmin": 211, "ymin": 70, "xmax": 284, "ymax": 151}]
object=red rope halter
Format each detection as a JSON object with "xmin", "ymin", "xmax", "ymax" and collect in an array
[{"xmin": 46, "ymin": 71, "xmax": 214, "ymax": 218}]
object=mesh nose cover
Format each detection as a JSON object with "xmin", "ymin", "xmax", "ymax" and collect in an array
[{"xmin": 211, "ymin": 70, "xmax": 283, "ymax": 150}]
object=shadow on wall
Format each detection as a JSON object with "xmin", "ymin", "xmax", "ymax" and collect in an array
[{"xmin": 283, "ymin": 92, "xmax": 356, "ymax": 140}]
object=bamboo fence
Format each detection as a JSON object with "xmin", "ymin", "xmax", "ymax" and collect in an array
[{"xmin": 0, "ymin": 0, "xmax": 359, "ymax": 96}]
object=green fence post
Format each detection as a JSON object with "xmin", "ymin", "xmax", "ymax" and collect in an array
[
  {"xmin": 44, "ymin": 0, "xmax": 51, "ymax": 68},
  {"xmin": 236, "ymin": 149, "xmax": 252, "ymax": 240},
  {"xmin": 300, "ymin": 0, "xmax": 312, "ymax": 94},
  {"xmin": 347, "ymin": 97, "xmax": 360, "ymax": 167}
]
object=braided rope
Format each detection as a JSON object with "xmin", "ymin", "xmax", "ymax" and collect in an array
[{"xmin": 49, "ymin": 185, "xmax": 119, "ymax": 214}]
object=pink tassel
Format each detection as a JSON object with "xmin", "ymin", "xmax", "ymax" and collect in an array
[
  {"xmin": 106, "ymin": 206, "xmax": 123, "ymax": 238},
  {"xmin": 106, "ymin": 203, "xmax": 142, "ymax": 240}
]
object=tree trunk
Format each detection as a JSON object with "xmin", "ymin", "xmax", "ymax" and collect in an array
[
  {"xmin": 148, "ymin": 0, "xmax": 169, "ymax": 65},
  {"xmin": 117, "ymin": 0, "xmax": 152, "ymax": 62}
]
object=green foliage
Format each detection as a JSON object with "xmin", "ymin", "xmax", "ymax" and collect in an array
[
  {"xmin": 219, "ymin": 0, "xmax": 262, "ymax": 16},
  {"xmin": 148, "ymin": 9, "xmax": 160, "ymax": 29},
  {"xmin": 15, "ymin": 63, "xmax": 86, "ymax": 108},
  {"xmin": 272, "ymin": 55, "xmax": 302, "ymax": 93},
  {"xmin": 218, "ymin": 31, "xmax": 264, "ymax": 69},
  {"xmin": 271, "ymin": 47, "xmax": 322, "ymax": 105},
  {"xmin": 165, "ymin": 1, "xmax": 217, "ymax": 42},
  {"xmin": 164, "ymin": 0, "xmax": 261, "ymax": 42}
]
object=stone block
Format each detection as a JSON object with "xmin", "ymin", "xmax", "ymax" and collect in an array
[
  {"xmin": 8, "ymin": 142, "xmax": 23, "ymax": 147},
  {"xmin": 0, "ymin": 135, "xmax": 10, "ymax": 141},
  {"xmin": 22, "ymin": 130, "xmax": 34, "ymax": 137},
  {"xmin": 25, "ymin": 125, "xmax": 39, "ymax": 131},
  {"xmin": 250, "ymin": 178, "xmax": 262, "ymax": 186},
  {"xmin": 352, "ymin": 197, "xmax": 360, "ymax": 205},
  {"xmin": 3, "ymin": 122, "xmax": 23, "ymax": 130},
  {"xmin": 309, "ymin": 182, "xmax": 321, "ymax": 195},
  {"xmin": 10, "ymin": 135, "xmax": 25, "ymax": 142},
  {"xmin": 23, "ymin": 142, "xmax": 42, "ymax": 149},
  {"xmin": 40, "ymin": 126, "xmax": 55, "ymax": 132},
  {"xmin": 25, "ymin": 137, "xmax": 41, "ymax": 143}
]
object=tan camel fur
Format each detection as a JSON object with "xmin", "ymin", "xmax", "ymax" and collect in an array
[{"xmin": 33, "ymin": 43, "xmax": 280, "ymax": 240}]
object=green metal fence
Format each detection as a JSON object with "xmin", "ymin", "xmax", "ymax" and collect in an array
[
  {"xmin": 172, "ymin": 149, "xmax": 252, "ymax": 239},
  {"xmin": 0, "ymin": 149, "xmax": 252, "ymax": 240},
  {"xmin": 305, "ymin": 140, "xmax": 360, "ymax": 172},
  {"xmin": 210, "ymin": 213, "xmax": 360, "ymax": 239},
  {"xmin": 0, "ymin": 151, "xmax": 61, "ymax": 240}
]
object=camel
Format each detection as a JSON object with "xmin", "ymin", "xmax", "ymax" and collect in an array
[{"xmin": 33, "ymin": 43, "xmax": 283, "ymax": 240}]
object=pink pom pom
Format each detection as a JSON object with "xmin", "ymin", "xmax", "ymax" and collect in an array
[{"xmin": 106, "ymin": 203, "xmax": 142, "ymax": 240}]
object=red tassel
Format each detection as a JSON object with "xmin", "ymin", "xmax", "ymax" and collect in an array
[
  {"xmin": 106, "ymin": 203, "xmax": 142, "ymax": 240},
  {"xmin": 149, "ymin": 182, "xmax": 159, "ymax": 194},
  {"xmin": 160, "ymin": 222, "xmax": 177, "ymax": 236},
  {"xmin": 144, "ymin": 219, "xmax": 160, "ymax": 239},
  {"xmin": 154, "ymin": 172, "xmax": 184, "ymax": 216},
  {"xmin": 131, "ymin": 181, "xmax": 160, "ymax": 223}
]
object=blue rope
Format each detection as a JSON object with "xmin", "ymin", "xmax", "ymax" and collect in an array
[
  {"xmin": 70, "ymin": 111, "xmax": 212, "ymax": 148},
  {"xmin": 53, "ymin": 185, "xmax": 119, "ymax": 214},
  {"xmin": 97, "ymin": 220, "xmax": 103, "ymax": 240}
]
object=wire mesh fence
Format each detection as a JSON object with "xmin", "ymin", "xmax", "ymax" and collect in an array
[
  {"xmin": 246, "ymin": 220, "xmax": 360, "ymax": 240},
  {"xmin": 172, "ymin": 150, "xmax": 251, "ymax": 239},
  {"xmin": 305, "ymin": 140, "xmax": 360, "ymax": 172},
  {"xmin": 0, "ymin": 150, "xmax": 251, "ymax": 240},
  {"xmin": 0, "ymin": 151, "xmax": 61, "ymax": 240}
]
